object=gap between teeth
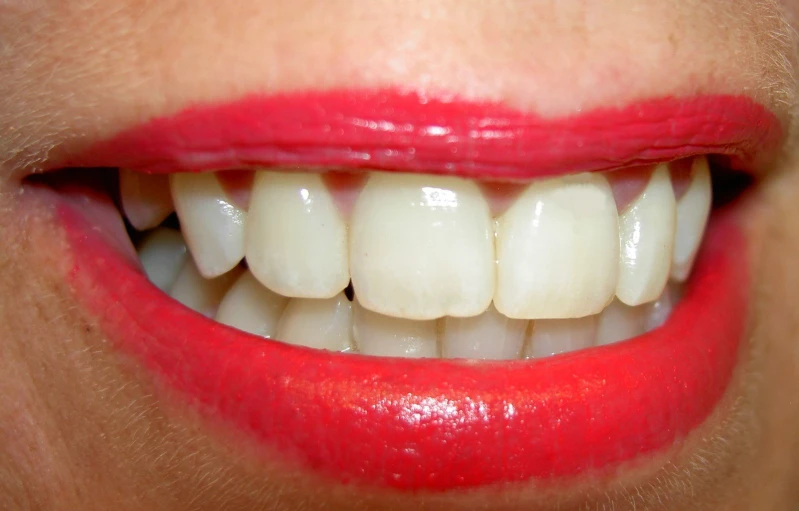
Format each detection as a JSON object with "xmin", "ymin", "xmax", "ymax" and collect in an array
[{"xmin": 129, "ymin": 157, "xmax": 710, "ymax": 360}]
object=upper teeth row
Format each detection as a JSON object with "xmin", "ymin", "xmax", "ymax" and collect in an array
[{"xmin": 121, "ymin": 157, "xmax": 711, "ymax": 321}]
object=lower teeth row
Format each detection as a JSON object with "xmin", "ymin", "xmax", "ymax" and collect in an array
[{"xmin": 138, "ymin": 227, "xmax": 679, "ymax": 360}]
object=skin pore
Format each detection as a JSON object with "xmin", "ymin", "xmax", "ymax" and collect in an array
[{"xmin": 1, "ymin": 1, "xmax": 798, "ymax": 509}]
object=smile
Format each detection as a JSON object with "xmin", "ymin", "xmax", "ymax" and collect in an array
[{"xmin": 28, "ymin": 89, "xmax": 781, "ymax": 490}]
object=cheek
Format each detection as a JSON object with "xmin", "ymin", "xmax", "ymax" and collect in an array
[
  {"xmin": 744, "ymin": 159, "xmax": 799, "ymax": 501},
  {"xmin": 0, "ymin": 188, "xmax": 300, "ymax": 509},
  {"xmin": 780, "ymin": 0, "xmax": 799, "ymax": 20},
  {"xmin": 0, "ymin": 192, "xmax": 150, "ymax": 503},
  {"xmin": 0, "ymin": 195, "xmax": 80, "ymax": 498}
]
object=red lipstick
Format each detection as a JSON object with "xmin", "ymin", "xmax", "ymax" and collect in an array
[
  {"xmin": 51, "ymin": 90, "xmax": 776, "ymax": 490},
  {"xmin": 69, "ymin": 90, "xmax": 781, "ymax": 178}
]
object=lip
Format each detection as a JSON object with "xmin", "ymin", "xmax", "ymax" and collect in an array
[
  {"xmin": 63, "ymin": 90, "xmax": 782, "ymax": 179},
  {"xmin": 54, "ymin": 193, "xmax": 746, "ymax": 490},
  {"xmin": 45, "ymin": 90, "xmax": 774, "ymax": 491}
]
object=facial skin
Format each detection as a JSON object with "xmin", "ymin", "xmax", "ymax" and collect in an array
[{"xmin": 0, "ymin": 1, "xmax": 798, "ymax": 509}]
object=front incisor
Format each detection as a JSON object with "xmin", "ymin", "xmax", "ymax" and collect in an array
[
  {"xmin": 494, "ymin": 172, "xmax": 620, "ymax": 320},
  {"xmin": 350, "ymin": 173, "xmax": 495, "ymax": 320},
  {"xmin": 246, "ymin": 171, "xmax": 350, "ymax": 299}
]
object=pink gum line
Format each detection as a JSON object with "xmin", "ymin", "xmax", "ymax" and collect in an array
[{"xmin": 203, "ymin": 159, "xmax": 696, "ymax": 219}]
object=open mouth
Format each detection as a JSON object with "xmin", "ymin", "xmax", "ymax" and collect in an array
[
  {"xmin": 24, "ymin": 89, "xmax": 780, "ymax": 490},
  {"xmin": 131, "ymin": 156, "xmax": 700, "ymax": 357}
]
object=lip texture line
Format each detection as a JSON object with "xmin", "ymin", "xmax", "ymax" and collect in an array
[
  {"xmin": 52, "ymin": 188, "xmax": 747, "ymax": 491},
  {"xmin": 67, "ymin": 90, "xmax": 782, "ymax": 178}
]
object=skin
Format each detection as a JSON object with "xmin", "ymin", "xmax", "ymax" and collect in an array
[{"xmin": 0, "ymin": 0, "xmax": 798, "ymax": 509}]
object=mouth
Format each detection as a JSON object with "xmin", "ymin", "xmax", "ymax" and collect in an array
[{"xmin": 24, "ymin": 89, "xmax": 780, "ymax": 491}]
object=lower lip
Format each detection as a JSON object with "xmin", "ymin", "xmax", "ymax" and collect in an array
[{"xmin": 50, "ymin": 187, "xmax": 748, "ymax": 490}]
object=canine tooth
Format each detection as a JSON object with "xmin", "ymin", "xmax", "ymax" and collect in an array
[
  {"xmin": 169, "ymin": 260, "xmax": 242, "ymax": 317},
  {"xmin": 616, "ymin": 165, "xmax": 676, "ymax": 306},
  {"xmin": 246, "ymin": 172, "xmax": 349, "ymax": 298},
  {"xmin": 442, "ymin": 305, "xmax": 527, "ymax": 360},
  {"xmin": 596, "ymin": 300, "xmax": 646, "ymax": 345},
  {"xmin": 170, "ymin": 173, "xmax": 246, "ymax": 278},
  {"xmin": 671, "ymin": 158, "xmax": 711, "ymax": 282},
  {"xmin": 350, "ymin": 173, "xmax": 494, "ymax": 320},
  {"xmin": 526, "ymin": 316, "xmax": 597, "ymax": 358},
  {"xmin": 276, "ymin": 293, "xmax": 353, "ymax": 351},
  {"xmin": 215, "ymin": 271, "xmax": 289, "ymax": 338},
  {"xmin": 352, "ymin": 301, "xmax": 438, "ymax": 358},
  {"xmin": 120, "ymin": 169, "xmax": 174, "ymax": 230},
  {"xmin": 495, "ymin": 173, "xmax": 619, "ymax": 319},
  {"xmin": 137, "ymin": 228, "xmax": 188, "ymax": 292}
]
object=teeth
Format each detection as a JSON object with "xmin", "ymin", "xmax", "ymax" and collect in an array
[
  {"xmin": 616, "ymin": 165, "xmax": 677, "ymax": 306},
  {"xmin": 119, "ymin": 169, "xmax": 174, "ymax": 231},
  {"xmin": 169, "ymin": 260, "xmax": 242, "ymax": 317},
  {"xmin": 644, "ymin": 286, "xmax": 676, "ymax": 332},
  {"xmin": 442, "ymin": 305, "xmax": 528, "ymax": 360},
  {"xmin": 246, "ymin": 171, "xmax": 349, "ymax": 299},
  {"xmin": 136, "ymin": 228, "xmax": 188, "ymax": 292},
  {"xmin": 215, "ymin": 271, "xmax": 289, "ymax": 338},
  {"xmin": 526, "ymin": 316, "xmax": 597, "ymax": 358},
  {"xmin": 276, "ymin": 293, "xmax": 353, "ymax": 351},
  {"xmin": 170, "ymin": 173, "xmax": 247, "ymax": 278},
  {"xmin": 148, "ymin": 159, "xmax": 700, "ymax": 358},
  {"xmin": 494, "ymin": 173, "xmax": 619, "ymax": 319},
  {"xmin": 352, "ymin": 301, "xmax": 438, "ymax": 358},
  {"xmin": 596, "ymin": 299, "xmax": 646, "ymax": 346},
  {"xmin": 350, "ymin": 173, "xmax": 495, "ymax": 320},
  {"xmin": 671, "ymin": 157, "xmax": 712, "ymax": 282}
]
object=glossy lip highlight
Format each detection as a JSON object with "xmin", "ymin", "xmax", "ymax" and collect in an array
[
  {"xmin": 47, "ymin": 90, "xmax": 775, "ymax": 490},
  {"xmin": 64, "ymin": 90, "xmax": 782, "ymax": 179}
]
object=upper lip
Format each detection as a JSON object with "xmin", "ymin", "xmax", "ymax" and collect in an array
[
  {"xmin": 47, "ymin": 89, "xmax": 778, "ymax": 491},
  {"xmin": 58, "ymin": 89, "xmax": 783, "ymax": 179}
]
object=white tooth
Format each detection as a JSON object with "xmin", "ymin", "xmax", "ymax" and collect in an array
[
  {"xmin": 671, "ymin": 158, "xmax": 712, "ymax": 282},
  {"xmin": 596, "ymin": 300, "xmax": 646, "ymax": 346},
  {"xmin": 246, "ymin": 172, "xmax": 349, "ymax": 299},
  {"xmin": 644, "ymin": 286, "xmax": 675, "ymax": 332},
  {"xmin": 276, "ymin": 293, "xmax": 353, "ymax": 351},
  {"xmin": 616, "ymin": 165, "xmax": 677, "ymax": 306},
  {"xmin": 169, "ymin": 260, "xmax": 242, "ymax": 317},
  {"xmin": 442, "ymin": 305, "xmax": 527, "ymax": 360},
  {"xmin": 215, "ymin": 271, "xmax": 289, "ymax": 338},
  {"xmin": 119, "ymin": 169, "xmax": 174, "ymax": 231},
  {"xmin": 350, "ymin": 173, "xmax": 494, "ymax": 320},
  {"xmin": 137, "ymin": 228, "xmax": 188, "ymax": 292},
  {"xmin": 494, "ymin": 173, "xmax": 619, "ymax": 319},
  {"xmin": 352, "ymin": 301, "xmax": 438, "ymax": 358},
  {"xmin": 170, "ymin": 173, "xmax": 246, "ymax": 278},
  {"xmin": 526, "ymin": 316, "xmax": 597, "ymax": 358}
]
